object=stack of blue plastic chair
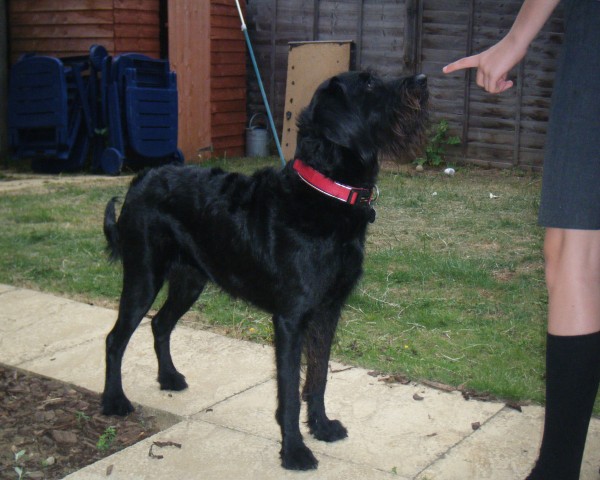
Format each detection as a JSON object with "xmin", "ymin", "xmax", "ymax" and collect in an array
[
  {"xmin": 98, "ymin": 53, "xmax": 183, "ymax": 174},
  {"xmin": 8, "ymin": 52, "xmax": 94, "ymax": 173}
]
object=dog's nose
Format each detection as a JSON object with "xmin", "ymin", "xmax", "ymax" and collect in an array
[{"xmin": 415, "ymin": 74, "xmax": 427, "ymax": 86}]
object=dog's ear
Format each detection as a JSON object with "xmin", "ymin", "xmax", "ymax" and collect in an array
[
  {"xmin": 311, "ymin": 77, "xmax": 351, "ymax": 145},
  {"xmin": 311, "ymin": 77, "xmax": 376, "ymax": 161}
]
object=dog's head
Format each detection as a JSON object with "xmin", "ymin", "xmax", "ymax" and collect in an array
[{"xmin": 296, "ymin": 71, "xmax": 429, "ymax": 185}]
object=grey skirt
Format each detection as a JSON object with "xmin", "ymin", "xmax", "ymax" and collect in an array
[{"xmin": 538, "ymin": 0, "xmax": 600, "ymax": 230}]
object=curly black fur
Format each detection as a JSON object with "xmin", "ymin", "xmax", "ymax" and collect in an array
[{"xmin": 100, "ymin": 70, "xmax": 428, "ymax": 470}]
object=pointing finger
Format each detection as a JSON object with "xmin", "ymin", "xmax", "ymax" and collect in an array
[{"xmin": 442, "ymin": 55, "xmax": 481, "ymax": 74}]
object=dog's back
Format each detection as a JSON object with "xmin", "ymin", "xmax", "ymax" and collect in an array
[{"xmin": 104, "ymin": 163, "xmax": 367, "ymax": 314}]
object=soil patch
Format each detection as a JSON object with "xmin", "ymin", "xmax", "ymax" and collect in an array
[{"xmin": 0, "ymin": 365, "xmax": 160, "ymax": 480}]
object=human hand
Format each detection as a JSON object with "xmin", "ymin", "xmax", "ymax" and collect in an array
[{"xmin": 442, "ymin": 37, "xmax": 527, "ymax": 94}]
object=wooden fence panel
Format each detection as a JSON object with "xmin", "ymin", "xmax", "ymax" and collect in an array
[
  {"xmin": 246, "ymin": 0, "xmax": 410, "ymax": 150},
  {"xmin": 246, "ymin": 0, "xmax": 564, "ymax": 169}
]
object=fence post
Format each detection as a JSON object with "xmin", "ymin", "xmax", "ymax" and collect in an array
[
  {"xmin": 461, "ymin": 0, "xmax": 476, "ymax": 162},
  {"xmin": 513, "ymin": 61, "xmax": 525, "ymax": 166},
  {"xmin": 0, "ymin": 0, "xmax": 7, "ymax": 162},
  {"xmin": 403, "ymin": 0, "xmax": 418, "ymax": 73}
]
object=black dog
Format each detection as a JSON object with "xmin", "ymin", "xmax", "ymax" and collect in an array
[{"xmin": 101, "ymin": 70, "xmax": 428, "ymax": 470}]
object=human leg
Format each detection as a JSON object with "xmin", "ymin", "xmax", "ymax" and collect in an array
[
  {"xmin": 544, "ymin": 228, "xmax": 600, "ymax": 336},
  {"xmin": 528, "ymin": 228, "xmax": 600, "ymax": 479}
]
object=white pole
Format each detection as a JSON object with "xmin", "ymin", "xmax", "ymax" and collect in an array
[{"xmin": 234, "ymin": 0, "xmax": 247, "ymax": 31}]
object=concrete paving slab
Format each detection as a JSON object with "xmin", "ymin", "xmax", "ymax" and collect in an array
[
  {"xmin": 416, "ymin": 406, "xmax": 541, "ymax": 479},
  {"xmin": 196, "ymin": 366, "xmax": 505, "ymax": 478},
  {"xmin": 0, "ymin": 284, "xmax": 15, "ymax": 294},
  {"xmin": 416, "ymin": 405, "xmax": 600, "ymax": 480},
  {"xmin": 0, "ymin": 286, "xmax": 115, "ymax": 365},
  {"xmin": 63, "ymin": 420, "xmax": 403, "ymax": 480},
  {"xmin": 5, "ymin": 285, "xmax": 600, "ymax": 479},
  {"xmin": 21, "ymin": 320, "xmax": 275, "ymax": 417}
]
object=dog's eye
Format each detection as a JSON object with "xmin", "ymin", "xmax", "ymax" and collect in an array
[{"xmin": 359, "ymin": 72, "xmax": 374, "ymax": 91}]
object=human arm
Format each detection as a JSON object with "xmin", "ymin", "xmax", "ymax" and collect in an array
[{"xmin": 442, "ymin": 0, "xmax": 561, "ymax": 93}]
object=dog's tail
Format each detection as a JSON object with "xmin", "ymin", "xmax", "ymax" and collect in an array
[{"xmin": 103, "ymin": 197, "xmax": 122, "ymax": 262}]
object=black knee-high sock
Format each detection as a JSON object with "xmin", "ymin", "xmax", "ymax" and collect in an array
[{"xmin": 527, "ymin": 331, "xmax": 600, "ymax": 480}]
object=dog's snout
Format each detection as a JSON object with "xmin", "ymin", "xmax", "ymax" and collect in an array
[{"xmin": 415, "ymin": 74, "xmax": 427, "ymax": 87}]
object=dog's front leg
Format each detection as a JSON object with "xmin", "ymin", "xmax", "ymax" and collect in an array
[
  {"xmin": 273, "ymin": 313, "xmax": 318, "ymax": 470},
  {"xmin": 303, "ymin": 312, "xmax": 348, "ymax": 442}
]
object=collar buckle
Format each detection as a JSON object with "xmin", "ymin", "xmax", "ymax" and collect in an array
[{"xmin": 349, "ymin": 188, "xmax": 373, "ymax": 206}]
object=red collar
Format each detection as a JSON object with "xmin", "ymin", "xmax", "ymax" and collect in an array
[{"xmin": 292, "ymin": 159, "xmax": 376, "ymax": 207}]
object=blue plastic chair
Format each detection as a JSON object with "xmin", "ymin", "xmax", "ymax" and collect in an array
[
  {"xmin": 8, "ymin": 54, "xmax": 92, "ymax": 172},
  {"xmin": 99, "ymin": 53, "xmax": 183, "ymax": 174}
]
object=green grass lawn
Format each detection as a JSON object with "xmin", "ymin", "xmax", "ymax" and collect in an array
[{"xmin": 0, "ymin": 158, "xmax": 559, "ymax": 408}]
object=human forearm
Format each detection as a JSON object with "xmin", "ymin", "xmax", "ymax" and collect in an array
[{"xmin": 506, "ymin": 0, "xmax": 561, "ymax": 50}]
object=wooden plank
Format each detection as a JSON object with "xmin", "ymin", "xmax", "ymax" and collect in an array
[
  {"xmin": 9, "ymin": 0, "xmax": 113, "ymax": 12},
  {"xmin": 212, "ymin": 64, "xmax": 246, "ymax": 77},
  {"xmin": 212, "ymin": 124, "xmax": 247, "ymax": 138},
  {"xmin": 10, "ymin": 24, "xmax": 114, "ymax": 39},
  {"xmin": 114, "ymin": 24, "xmax": 159, "ymax": 38},
  {"xmin": 211, "ymin": 27, "xmax": 245, "ymax": 41},
  {"xmin": 114, "ymin": 0, "xmax": 157, "ymax": 9},
  {"xmin": 212, "ymin": 100, "xmax": 246, "ymax": 114},
  {"xmin": 211, "ymin": 76, "xmax": 247, "ymax": 89},
  {"xmin": 212, "ymin": 4, "xmax": 242, "ymax": 18},
  {"xmin": 281, "ymin": 41, "xmax": 353, "ymax": 160},
  {"xmin": 114, "ymin": 10, "xmax": 159, "ymax": 25},
  {"xmin": 211, "ymin": 39, "xmax": 246, "ymax": 53},
  {"xmin": 11, "ymin": 38, "xmax": 112, "ymax": 54},
  {"xmin": 212, "ymin": 135, "xmax": 245, "ymax": 155},
  {"xmin": 212, "ymin": 137, "xmax": 245, "ymax": 148},
  {"xmin": 211, "ymin": 14, "xmax": 243, "ymax": 29},
  {"xmin": 211, "ymin": 51, "xmax": 246, "ymax": 65},
  {"xmin": 169, "ymin": 0, "xmax": 211, "ymax": 159},
  {"xmin": 211, "ymin": 87, "xmax": 246, "ymax": 102},
  {"xmin": 114, "ymin": 38, "xmax": 159, "ymax": 55},
  {"xmin": 10, "ymin": 11, "xmax": 114, "ymax": 26}
]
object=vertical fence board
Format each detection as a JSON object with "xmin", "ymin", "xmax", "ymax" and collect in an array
[
  {"xmin": 0, "ymin": 0, "xmax": 7, "ymax": 159},
  {"xmin": 168, "ymin": 1, "xmax": 211, "ymax": 161}
]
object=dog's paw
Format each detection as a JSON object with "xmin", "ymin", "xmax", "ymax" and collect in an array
[
  {"xmin": 280, "ymin": 443, "xmax": 318, "ymax": 470},
  {"xmin": 309, "ymin": 418, "xmax": 348, "ymax": 442},
  {"xmin": 158, "ymin": 371, "xmax": 188, "ymax": 391},
  {"xmin": 101, "ymin": 394, "xmax": 135, "ymax": 417}
]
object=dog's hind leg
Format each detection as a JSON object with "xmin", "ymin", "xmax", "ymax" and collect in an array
[
  {"xmin": 102, "ymin": 268, "xmax": 163, "ymax": 417},
  {"xmin": 273, "ymin": 313, "xmax": 318, "ymax": 470},
  {"xmin": 152, "ymin": 265, "xmax": 207, "ymax": 391},
  {"xmin": 303, "ymin": 308, "xmax": 348, "ymax": 442}
]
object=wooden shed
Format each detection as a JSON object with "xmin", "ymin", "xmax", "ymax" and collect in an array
[
  {"xmin": 5, "ymin": 0, "xmax": 247, "ymax": 162},
  {"xmin": 168, "ymin": 0, "xmax": 247, "ymax": 160}
]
